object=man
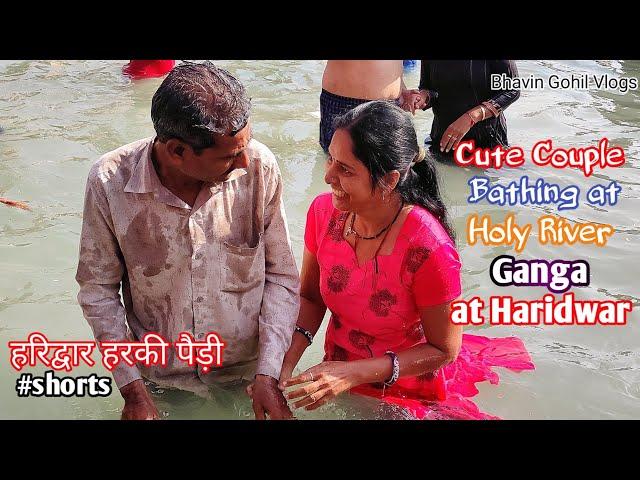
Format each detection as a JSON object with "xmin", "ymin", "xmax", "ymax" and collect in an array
[
  {"xmin": 76, "ymin": 61, "xmax": 300, "ymax": 420},
  {"xmin": 320, "ymin": 60, "xmax": 415, "ymax": 152}
]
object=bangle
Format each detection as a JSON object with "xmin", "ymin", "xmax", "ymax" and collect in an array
[
  {"xmin": 480, "ymin": 104, "xmax": 486, "ymax": 121},
  {"xmin": 294, "ymin": 326, "xmax": 313, "ymax": 345},
  {"xmin": 466, "ymin": 111, "xmax": 477, "ymax": 127},
  {"xmin": 482, "ymin": 100, "xmax": 500, "ymax": 117},
  {"xmin": 383, "ymin": 351, "xmax": 400, "ymax": 387}
]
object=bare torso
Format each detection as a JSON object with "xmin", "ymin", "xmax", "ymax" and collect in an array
[{"xmin": 322, "ymin": 60, "xmax": 403, "ymax": 100}]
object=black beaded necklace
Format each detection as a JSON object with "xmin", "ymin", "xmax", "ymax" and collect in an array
[
  {"xmin": 346, "ymin": 200, "xmax": 405, "ymax": 240},
  {"xmin": 347, "ymin": 201, "xmax": 405, "ymax": 275}
]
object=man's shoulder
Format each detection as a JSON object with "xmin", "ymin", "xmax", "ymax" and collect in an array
[
  {"xmin": 88, "ymin": 137, "xmax": 153, "ymax": 189},
  {"xmin": 244, "ymin": 139, "xmax": 282, "ymax": 186},
  {"xmin": 248, "ymin": 138, "xmax": 278, "ymax": 169}
]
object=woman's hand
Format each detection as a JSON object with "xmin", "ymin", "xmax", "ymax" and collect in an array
[
  {"xmin": 440, "ymin": 113, "xmax": 475, "ymax": 153},
  {"xmin": 281, "ymin": 361, "xmax": 362, "ymax": 411},
  {"xmin": 278, "ymin": 362, "xmax": 295, "ymax": 391}
]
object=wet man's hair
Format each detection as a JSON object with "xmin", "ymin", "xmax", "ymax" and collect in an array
[
  {"xmin": 151, "ymin": 61, "xmax": 251, "ymax": 152},
  {"xmin": 333, "ymin": 100, "xmax": 455, "ymax": 242}
]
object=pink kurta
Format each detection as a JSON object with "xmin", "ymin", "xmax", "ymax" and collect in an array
[{"xmin": 305, "ymin": 193, "xmax": 534, "ymax": 419}]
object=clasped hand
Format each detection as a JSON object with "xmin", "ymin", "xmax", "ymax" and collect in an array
[{"xmin": 398, "ymin": 89, "xmax": 428, "ymax": 114}]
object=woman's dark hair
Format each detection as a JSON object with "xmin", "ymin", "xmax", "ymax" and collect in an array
[
  {"xmin": 151, "ymin": 61, "xmax": 251, "ymax": 152},
  {"xmin": 333, "ymin": 100, "xmax": 455, "ymax": 242}
]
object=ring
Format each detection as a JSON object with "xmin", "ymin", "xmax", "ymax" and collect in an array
[
  {"xmin": 309, "ymin": 372, "xmax": 314, "ymax": 382},
  {"xmin": 309, "ymin": 393, "xmax": 316, "ymax": 402}
]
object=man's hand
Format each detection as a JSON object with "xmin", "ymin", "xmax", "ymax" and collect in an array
[
  {"xmin": 246, "ymin": 365, "xmax": 293, "ymax": 395},
  {"xmin": 248, "ymin": 374, "xmax": 293, "ymax": 420},
  {"xmin": 120, "ymin": 379, "xmax": 160, "ymax": 420}
]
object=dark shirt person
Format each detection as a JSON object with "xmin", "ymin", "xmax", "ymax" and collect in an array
[{"xmin": 402, "ymin": 60, "xmax": 520, "ymax": 154}]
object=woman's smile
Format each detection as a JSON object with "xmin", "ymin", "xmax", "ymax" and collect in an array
[{"xmin": 331, "ymin": 186, "xmax": 347, "ymax": 198}]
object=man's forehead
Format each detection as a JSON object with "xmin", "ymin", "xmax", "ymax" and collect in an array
[{"xmin": 212, "ymin": 122, "xmax": 251, "ymax": 146}]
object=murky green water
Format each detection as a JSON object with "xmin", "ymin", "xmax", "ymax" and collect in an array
[{"xmin": 0, "ymin": 60, "xmax": 638, "ymax": 419}]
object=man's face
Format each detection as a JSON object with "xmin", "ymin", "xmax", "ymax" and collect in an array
[{"xmin": 177, "ymin": 122, "xmax": 252, "ymax": 183}]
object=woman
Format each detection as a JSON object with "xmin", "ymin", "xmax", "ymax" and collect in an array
[
  {"xmin": 279, "ymin": 101, "xmax": 534, "ymax": 419},
  {"xmin": 401, "ymin": 60, "xmax": 520, "ymax": 155}
]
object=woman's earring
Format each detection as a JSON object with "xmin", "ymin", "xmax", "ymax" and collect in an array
[{"xmin": 382, "ymin": 191, "xmax": 386, "ymax": 201}]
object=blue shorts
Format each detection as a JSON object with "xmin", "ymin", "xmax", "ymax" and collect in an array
[{"xmin": 319, "ymin": 89, "xmax": 370, "ymax": 152}]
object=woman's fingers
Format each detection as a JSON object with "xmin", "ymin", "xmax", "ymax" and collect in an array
[
  {"xmin": 446, "ymin": 134, "xmax": 457, "ymax": 152},
  {"xmin": 440, "ymin": 130, "xmax": 452, "ymax": 151},
  {"xmin": 305, "ymin": 395, "xmax": 330, "ymax": 411},
  {"xmin": 442, "ymin": 129, "xmax": 460, "ymax": 152},
  {"xmin": 292, "ymin": 388, "xmax": 330, "ymax": 409},
  {"xmin": 281, "ymin": 368, "xmax": 318, "ymax": 387},
  {"xmin": 285, "ymin": 380, "xmax": 323, "ymax": 400}
]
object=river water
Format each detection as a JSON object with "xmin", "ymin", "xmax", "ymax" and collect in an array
[{"xmin": 0, "ymin": 60, "xmax": 638, "ymax": 419}]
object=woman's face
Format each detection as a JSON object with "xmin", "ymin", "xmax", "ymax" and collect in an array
[{"xmin": 325, "ymin": 128, "xmax": 382, "ymax": 212}]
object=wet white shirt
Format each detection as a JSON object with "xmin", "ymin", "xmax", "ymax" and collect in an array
[{"xmin": 76, "ymin": 137, "xmax": 300, "ymax": 394}]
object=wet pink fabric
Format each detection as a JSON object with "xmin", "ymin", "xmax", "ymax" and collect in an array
[
  {"xmin": 304, "ymin": 193, "xmax": 534, "ymax": 419},
  {"xmin": 122, "ymin": 60, "xmax": 175, "ymax": 79}
]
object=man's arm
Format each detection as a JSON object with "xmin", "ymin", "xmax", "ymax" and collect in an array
[
  {"xmin": 256, "ymin": 161, "xmax": 301, "ymax": 381},
  {"xmin": 76, "ymin": 166, "xmax": 158, "ymax": 419},
  {"xmin": 249, "ymin": 158, "xmax": 300, "ymax": 419}
]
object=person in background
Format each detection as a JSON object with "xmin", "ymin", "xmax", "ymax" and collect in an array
[
  {"xmin": 319, "ymin": 61, "xmax": 417, "ymax": 153},
  {"xmin": 0, "ymin": 197, "xmax": 30, "ymax": 210},
  {"xmin": 0, "ymin": 128, "xmax": 30, "ymax": 210},
  {"xmin": 123, "ymin": 60, "xmax": 175, "ymax": 79},
  {"xmin": 401, "ymin": 60, "xmax": 520, "ymax": 155}
]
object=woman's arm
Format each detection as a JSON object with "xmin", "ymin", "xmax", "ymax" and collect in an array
[
  {"xmin": 278, "ymin": 247, "xmax": 327, "ymax": 384},
  {"xmin": 282, "ymin": 300, "xmax": 462, "ymax": 411},
  {"xmin": 466, "ymin": 60, "xmax": 521, "ymax": 123},
  {"xmin": 440, "ymin": 60, "xmax": 520, "ymax": 152},
  {"xmin": 483, "ymin": 59, "xmax": 520, "ymax": 115},
  {"xmin": 355, "ymin": 302, "xmax": 462, "ymax": 383}
]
